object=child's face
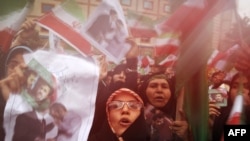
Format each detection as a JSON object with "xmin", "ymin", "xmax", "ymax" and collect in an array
[
  {"xmin": 35, "ymin": 84, "xmax": 51, "ymax": 101},
  {"xmin": 108, "ymin": 93, "xmax": 141, "ymax": 136}
]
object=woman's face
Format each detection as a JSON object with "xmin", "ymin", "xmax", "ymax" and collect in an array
[
  {"xmin": 112, "ymin": 71, "xmax": 126, "ymax": 83},
  {"xmin": 146, "ymin": 78, "xmax": 171, "ymax": 108},
  {"xmin": 230, "ymin": 75, "xmax": 250, "ymax": 105},
  {"xmin": 108, "ymin": 93, "xmax": 141, "ymax": 136}
]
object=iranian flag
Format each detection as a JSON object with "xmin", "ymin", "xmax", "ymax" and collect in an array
[
  {"xmin": 156, "ymin": 0, "xmax": 236, "ymax": 140},
  {"xmin": 37, "ymin": 0, "xmax": 91, "ymax": 56},
  {"xmin": 154, "ymin": 32, "xmax": 180, "ymax": 56},
  {"xmin": 159, "ymin": 54, "xmax": 178, "ymax": 67},
  {"xmin": 227, "ymin": 94, "xmax": 244, "ymax": 125},
  {"xmin": 155, "ymin": 0, "xmax": 207, "ymax": 38},
  {"xmin": 0, "ymin": 0, "xmax": 33, "ymax": 53},
  {"xmin": 140, "ymin": 55, "xmax": 154, "ymax": 68},
  {"xmin": 126, "ymin": 10, "xmax": 157, "ymax": 38},
  {"xmin": 208, "ymin": 44, "xmax": 239, "ymax": 70}
]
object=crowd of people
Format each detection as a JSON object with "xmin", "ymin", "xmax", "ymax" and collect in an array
[{"xmin": 0, "ymin": 16, "xmax": 250, "ymax": 141}]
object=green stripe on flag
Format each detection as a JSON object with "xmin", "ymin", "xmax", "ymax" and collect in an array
[
  {"xmin": 0, "ymin": 0, "xmax": 28, "ymax": 16},
  {"xmin": 61, "ymin": 0, "xmax": 85, "ymax": 22},
  {"xmin": 127, "ymin": 10, "xmax": 158, "ymax": 28}
]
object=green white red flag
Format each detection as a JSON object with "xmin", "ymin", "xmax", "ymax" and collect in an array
[
  {"xmin": 156, "ymin": 0, "xmax": 236, "ymax": 141},
  {"xmin": 227, "ymin": 94, "xmax": 244, "ymax": 125},
  {"xmin": 37, "ymin": 0, "xmax": 91, "ymax": 56},
  {"xmin": 154, "ymin": 32, "xmax": 180, "ymax": 56},
  {"xmin": 208, "ymin": 45, "xmax": 239, "ymax": 70},
  {"xmin": 158, "ymin": 54, "xmax": 178, "ymax": 67}
]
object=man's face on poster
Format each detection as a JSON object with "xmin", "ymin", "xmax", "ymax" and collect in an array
[
  {"xmin": 34, "ymin": 84, "xmax": 51, "ymax": 102},
  {"xmin": 214, "ymin": 93, "xmax": 224, "ymax": 102}
]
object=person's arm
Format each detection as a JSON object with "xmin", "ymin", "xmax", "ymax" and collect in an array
[
  {"xmin": 11, "ymin": 20, "xmax": 41, "ymax": 48},
  {"xmin": 170, "ymin": 110, "xmax": 193, "ymax": 141},
  {"xmin": 208, "ymin": 101, "xmax": 221, "ymax": 129},
  {"xmin": 124, "ymin": 38, "xmax": 139, "ymax": 92}
]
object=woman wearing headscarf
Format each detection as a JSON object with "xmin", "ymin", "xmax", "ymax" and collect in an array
[
  {"xmin": 89, "ymin": 88, "xmax": 150, "ymax": 141},
  {"xmin": 209, "ymin": 72, "xmax": 250, "ymax": 141},
  {"xmin": 139, "ymin": 73, "xmax": 191, "ymax": 141}
]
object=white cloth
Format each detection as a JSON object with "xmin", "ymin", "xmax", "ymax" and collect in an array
[{"xmin": 4, "ymin": 50, "xmax": 100, "ymax": 141}]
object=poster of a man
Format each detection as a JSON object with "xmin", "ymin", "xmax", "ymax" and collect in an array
[
  {"xmin": 209, "ymin": 89, "xmax": 227, "ymax": 107},
  {"xmin": 83, "ymin": 1, "xmax": 130, "ymax": 64},
  {"xmin": 30, "ymin": 77, "xmax": 53, "ymax": 103},
  {"xmin": 22, "ymin": 59, "xmax": 54, "ymax": 103}
]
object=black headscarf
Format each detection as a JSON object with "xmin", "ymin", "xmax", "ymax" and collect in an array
[{"xmin": 139, "ymin": 72, "xmax": 177, "ymax": 119}]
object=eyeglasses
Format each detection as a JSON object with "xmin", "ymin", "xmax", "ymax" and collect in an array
[{"xmin": 108, "ymin": 100, "xmax": 143, "ymax": 110}]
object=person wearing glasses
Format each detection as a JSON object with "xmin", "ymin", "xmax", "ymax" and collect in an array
[{"xmin": 88, "ymin": 88, "xmax": 150, "ymax": 141}]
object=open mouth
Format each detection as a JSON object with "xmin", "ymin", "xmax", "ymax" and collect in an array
[
  {"xmin": 154, "ymin": 96, "xmax": 165, "ymax": 102},
  {"xmin": 119, "ymin": 118, "xmax": 131, "ymax": 126}
]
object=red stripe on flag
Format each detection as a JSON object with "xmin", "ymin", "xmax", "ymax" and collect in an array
[
  {"xmin": 208, "ymin": 52, "xmax": 227, "ymax": 67},
  {"xmin": 156, "ymin": 5, "xmax": 204, "ymax": 38},
  {"xmin": 227, "ymin": 112, "xmax": 241, "ymax": 125},
  {"xmin": 154, "ymin": 44, "xmax": 178, "ymax": 56},
  {"xmin": 141, "ymin": 56, "xmax": 150, "ymax": 68},
  {"xmin": 0, "ymin": 29, "xmax": 14, "ymax": 53},
  {"xmin": 38, "ymin": 13, "xmax": 91, "ymax": 55},
  {"xmin": 161, "ymin": 61, "xmax": 176, "ymax": 67},
  {"xmin": 130, "ymin": 27, "xmax": 157, "ymax": 38}
]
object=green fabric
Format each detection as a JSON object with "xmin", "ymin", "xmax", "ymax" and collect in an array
[
  {"xmin": 61, "ymin": 0, "xmax": 85, "ymax": 22},
  {"xmin": 0, "ymin": 0, "xmax": 29, "ymax": 16},
  {"xmin": 175, "ymin": 21, "xmax": 212, "ymax": 141}
]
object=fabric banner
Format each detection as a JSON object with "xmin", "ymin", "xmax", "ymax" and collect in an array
[
  {"xmin": 37, "ymin": 0, "xmax": 91, "ymax": 56},
  {"xmin": 159, "ymin": 54, "xmax": 178, "ymax": 67},
  {"xmin": 126, "ymin": 10, "xmax": 158, "ymax": 38},
  {"xmin": 208, "ymin": 44, "xmax": 239, "ymax": 71},
  {"xmin": 154, "ymin": 32, "xmax": 180, "ymax": 56},
  {"xmin": 227, "ymin": 94, "xmax": 243, "ymax": 124},
  {"xmin": 4, "ymin": 50, "xmax": 99, "ymax": 141}
]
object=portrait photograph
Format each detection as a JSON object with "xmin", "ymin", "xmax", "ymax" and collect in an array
[{"xmin": 82, "ymin": 1, "xmax": 130, "ymax": 64}]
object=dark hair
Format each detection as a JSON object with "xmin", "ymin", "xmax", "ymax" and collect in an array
[
  {"xmin": 111, "ymin": 64, "xmax": 127, "ymax": 76},
  {"xmin": 227, "ymin": 72, "xmax": 250, "ymax": 106},
  {"xmin": 139, "ymin": 73, "xmax": 176, "ymax": 118},
  {"xmin": 50, "ymin": 102, "xmax": 67, "ymax": 112},
  {"xmin": 4, "ymin": 46, "xmax": 33, "ymax": 76}
]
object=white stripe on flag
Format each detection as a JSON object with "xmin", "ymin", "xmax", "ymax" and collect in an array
[{"xmin": 37, "ymin": 12, "xmax": 91, "ymax": 56}]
